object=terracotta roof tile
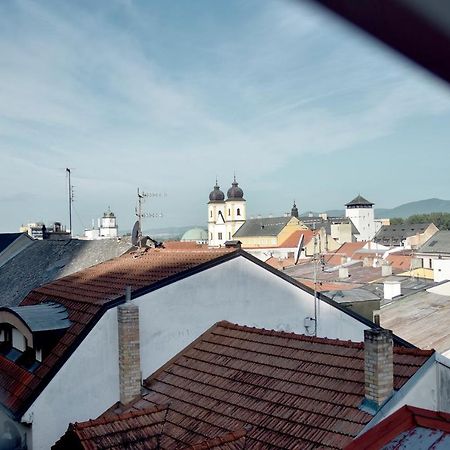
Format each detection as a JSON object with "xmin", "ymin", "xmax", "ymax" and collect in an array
[
  {"xmin": 101, "ymin": 321, "xmax": 433, "ymax": 450},
  {"xmin": 0, "ymin": 247, "xmax": 235, "ymax": 418},
  {"xmin": 279, "ymin": 230, "xmax": 315, "ymax": 248}
]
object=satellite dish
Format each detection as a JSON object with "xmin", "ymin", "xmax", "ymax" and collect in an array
[
  {"xmin": 131, "ymin": 221, "xmax": 140, "ymax": 246},
  {"xmin": 294, "ymin": 234, "xmax": 305, "ymax": 265}
]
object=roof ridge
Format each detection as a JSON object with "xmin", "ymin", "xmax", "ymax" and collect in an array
[
  {"xmin": 73, "ymin": 404, "xmax": 168, "ymax": 430},
  {"xmin": 216, "ymin": 321, "xmax": 365, "ymax": 349}
]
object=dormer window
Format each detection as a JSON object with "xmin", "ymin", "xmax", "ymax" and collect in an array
[{"xmin": 0, "ymin": 302, "xmax": 70, "ymax": 372}]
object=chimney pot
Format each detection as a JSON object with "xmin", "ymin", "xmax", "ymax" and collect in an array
[{"xmin": 364, "ymin": 328, "xmax": 394, "ymax": 408}]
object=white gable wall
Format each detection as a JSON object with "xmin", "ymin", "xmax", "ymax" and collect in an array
[
  {"xmin": 135, "ymin": 255, "xmax": 369, "ymax": 378},
  {"xmin": 20, "ymin": 255, "xmax": 370, "ymax": 449}
]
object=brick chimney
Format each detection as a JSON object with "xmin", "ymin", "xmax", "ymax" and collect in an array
[
  {"xmin": 364, "ymin": 328, "xmax": 394, "ymax": 408},
  {"xmin": 118, "ymin": 287, "xmax": 141, "ymax": 405}
]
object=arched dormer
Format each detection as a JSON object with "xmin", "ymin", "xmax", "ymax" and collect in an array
[{"xmin": 0, "ymin": 302, "xmax": 71, "ymax": 371}]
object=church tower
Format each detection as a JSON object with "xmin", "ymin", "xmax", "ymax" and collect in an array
[
  {"xmin": 225, "ymin": 176, "xmax": 246, "ymax": 241},
  {"xmin": 207, "ymin": 180, "xmax": 226, "ymax": 246}
]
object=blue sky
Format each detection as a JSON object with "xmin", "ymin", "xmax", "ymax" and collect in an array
[{"xmin": 1, "ymin": 0, "xmax": 450, "ymax": 234}]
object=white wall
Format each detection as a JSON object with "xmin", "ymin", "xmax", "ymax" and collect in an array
[
  {"xmin": 22, "ymin": 308, "xmax": 120, "ymax": 450},
  {"xmin": 135, "ymin": 256, "xmax": 368, "ymax": 378},
  {"xmin": 433, "ymin": 259, "xmax": 450, "ymax": 282}
]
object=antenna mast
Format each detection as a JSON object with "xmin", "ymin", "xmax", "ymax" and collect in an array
[
  {"xmin": 66, "ymin": 168, "xmax": 74, "ymax": 237},
  {"xmin": 135, "ymin": 188, "xmax": 165, "ymax": 245}
]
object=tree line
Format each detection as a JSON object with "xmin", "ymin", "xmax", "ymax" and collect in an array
[{"xmin": 390, "ymin": 212, "xmax": 450, "ymax": 230}]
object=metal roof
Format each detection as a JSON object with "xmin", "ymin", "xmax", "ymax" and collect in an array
[
  {"xmin": 0, "ymin": 233, "xmax": 26, "ymax": 254},
  {"xmin": 3, "ymin": 302, "xmax": 71, "ymax": 332},
  {"xmin": 233, "ymin": 216, "xmax": 292, "ymax": 237},
  {"xmin": 374, "ymin": 223, "xmax": 433, "ymax": 246},
  {"xmin": 418, "ymin": 230, "xmax": 450, "ymax": 254}
]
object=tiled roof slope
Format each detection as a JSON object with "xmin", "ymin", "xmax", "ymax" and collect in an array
[
  {"xmin": 53, "ymin": 406, "xmax": 168, "ymax": 449},
  {"xmin": 54, "ymin": 406, "xmax": 247, "ymax": 450},
  {"xmin": 419, "ymin": 230, "xmax": 450, "ymax": 254},
  {"xmin": 107, "ymin": 322, "xmax": 433, "ymax": 450},
  {"xmin": 0, "ymin": 247, "xmax": 235, "ymax": 418},
  {"xmin": 279, "ymin": 229, "xmax": 314, "ymax": 248},
  {"xmin": 0, "ymin": 238, "xmax": 133, "ymax": 308}
]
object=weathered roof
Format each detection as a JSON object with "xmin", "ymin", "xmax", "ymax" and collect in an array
[
  {"xmin": 374, "ymin": 223, "xmax": 433, "ymax": 246},
  {"xmin": 346, "ymin": 405, "xmax": 450, "ymax": 450},
  {"xmin": 233, "ymin": 216, "xmax": 292, "ymax": 238},
  {"xmin": 325, "ymin": 288, "xmax": 381, "ymax": 303},
  {"xmin": 418, "ymin": 230, "xmax": 450, "ymax": 254},
  {"xmin": 54, "ymin": 405, "xmax": 248, "ymax": 450},
  {"xmin": 1, "ymin": 302, "xmax": 71, "ymax": 332},
  {"xmin": 300, "ymin": 217, "xmax": 359, "ymax": 235},
  {"xmin": 380, "ymin": 287, "xmax": 450, "ymax": 353},
  {"xmin": 0, "ymin": 238, "xmax": 133, "ymax": 308},
  {"xmin": 97, "ymin": 321, "xmax": 432, "ymax": 449},
  {"xmin": 0, "ymin": 233, "xmax": 25, "ymax": 253},
  {"xmin": 0, "ymin": 247, "xmax": 235, "ymax": 418},
  {"xmin": 345, "ymin": 195, "xmax": 374, "ymax": 207}
]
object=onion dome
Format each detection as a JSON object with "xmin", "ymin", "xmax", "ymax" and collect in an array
[
  {"xmin": 103, "ymin": 206, "xmax": 115, "ymax": 218},
  {"xmin": 209, "ymin": 180, "xmax": 225, "ymax": 202},
  {"xmin": 227, "ymin": 176, "xmax": 244, "ymax": 200},
  {"xmin": 291, "ymin": 201, "xmax": 299, "ymax": 218}
]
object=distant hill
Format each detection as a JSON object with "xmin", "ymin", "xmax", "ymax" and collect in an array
[{"xmin": 302, "ymin": 198, "xmax": 450, "ymax": 219}]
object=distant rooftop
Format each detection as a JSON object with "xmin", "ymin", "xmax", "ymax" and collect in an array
[
  {"xmin": 419, "ymin": 230, "xmax": 450, "ymax": 254},
  {"xmin": 345, "ymin": 195, "xmax": 374, "ymax": 207}
]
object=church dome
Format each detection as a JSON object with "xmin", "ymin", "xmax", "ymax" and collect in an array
[
  {"xmin": 227, "ymin": 177, "xmax": 244, "ymax": 200},
  {"xmin": 209, "ymin": 181, "xmax": 225, "ymax": 202},
  {"xmin": 291, "ymin": 201, "xmax": 299, "ymax": 218},
  {"xmin": 181, "ymin": 228, "xmax": 208, "ymax": 242}
]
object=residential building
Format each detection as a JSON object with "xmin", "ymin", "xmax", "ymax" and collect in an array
[
  {"xmin": 374, "ymin": 222, "xmax": 438, "ymax": 248},
  {"xmin": 233, "ymin": 215, "xmax": 307, "ymax": 248},
  {"xmin": 54, "ymin": 321, "xmax": 448, "ymax": 449},
  {"xmin": 416, "ymin": 231, "xmax": 450, "ymax": 272},
  {"xmin": 0, "ymin": 246, "xmax": 410, "ymax": 449},
  {"xmin": 207, "ymin": 177, "xmax": 246, "ymax": 246}
]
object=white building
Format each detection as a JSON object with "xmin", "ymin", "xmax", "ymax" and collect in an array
[
  {"xmin": 84, "ymin": 207, "xmax": 119, "ymax": 240},
  {"xmin": 345, "ymin": 194, "xmax": 381, "ymax": 241},
  {"xmin": 208, "ymin": 178, "xmax": 246, "ymax": 246},
  {"xmin": 0, "ymin": 246, "xmax": 408, "ymax": 449}
]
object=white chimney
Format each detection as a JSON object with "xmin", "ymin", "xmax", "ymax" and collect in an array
[
  {"xmin": 382, "ymin": 265, "xmax": 393, "ymax": 277},
  {"xmin": 339, "ymin": 267, "xmax": 349, "ymax": 279},
  {"xmin": 383, "ymin": 280, "xmax": 401, "ymax": 300}
]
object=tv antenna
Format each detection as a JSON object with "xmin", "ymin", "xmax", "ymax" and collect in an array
[
  {"xmin": 65, "ymin": 168, "xmax": 75, "ymax": 237},
  {"xmin": 133, "ymin": 188, "xmax": 165, "ymax": 247}
]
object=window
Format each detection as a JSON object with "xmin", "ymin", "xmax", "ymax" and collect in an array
[
  {"xmin": 228, "ymin": 208, "xmax": 231, "ymax": 216},
  {"xmin": 210, "ymin": 232, "xmax": 212, "ymax": 240},
  {"xmin": 210, "ymin": 210, "xmax": 212, "ymax": 218},
  {"xmin": 237, "ymin": 208, "xmax": 241, "ymax": 216},
  {"xmin": 228, "ymin": 232, "xmax": 231, "ymax": 239},
  {"xmin": 218, "ymin": 232, "xmax": 223, "ymax": 240}
]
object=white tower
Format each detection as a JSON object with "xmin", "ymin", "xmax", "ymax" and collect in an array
[
  {"xmin": 99, "ymin": 207, "xmax": 118, "ymax": 238},
  {"xmin": 224, "ymin": 176, "xmax": 246, "ymax": 241},
  {"xmin": 345, "ymin": 195, "xmax": 375, "ymax": 241},
  {"xmin": 208, "ymin": 180, "xmax": 226, "ymax": 246}
]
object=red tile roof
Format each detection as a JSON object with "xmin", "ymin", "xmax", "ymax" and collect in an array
[
  {"xmin": 0, "ymin": 247, "xmax": 235, "ymax": 418},
  {"xmin": 53, "ymin": 405, "xmax": 168, "ymax": 449},
  {"xmin": 386, "ymin": 253, "xmax": 412, "ymax": 270},
  {"xmin": 279, "ymin": 229, "xmax": 315, "ymax": 248},
  {"xmin": 163, "ymin": 241, "xmax": 209, "ymax": 250},
  {"xmin": 324, "ymin": 242, "xmax": 367, "ymax": 266},
  {"xmin": 345, "ymin": 405, "xmax": 450, "ymax": 450},
  {"xmin": 264, "ymin": 256, "xmax": 295, "ymax": 270},
  {"xmin": 101, "ymin": 321, "xmax": 433, "ymax": 450}
]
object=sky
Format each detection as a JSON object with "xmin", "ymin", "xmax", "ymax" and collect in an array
[{"xmin": 1, "ymin": 0, "xmax": 450, "ymax": 234}]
